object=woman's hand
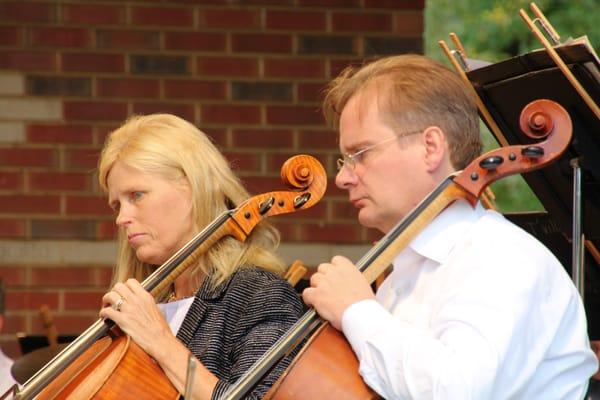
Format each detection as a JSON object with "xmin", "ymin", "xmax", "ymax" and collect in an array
[{"xmin": 99, "ymin": 278, "xmax": 173, "ymax": 361}]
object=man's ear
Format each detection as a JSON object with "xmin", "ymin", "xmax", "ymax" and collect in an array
[{"xmin": 422, "ymin": 126, "xmax": 450, "ymax": 173}]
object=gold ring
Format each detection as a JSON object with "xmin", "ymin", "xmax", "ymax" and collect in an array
[{"xmin": 114, "ymin": 297, "xmax": 125, "ymax": 312}]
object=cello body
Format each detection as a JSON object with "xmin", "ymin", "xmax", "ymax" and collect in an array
[
  {"xmin": 265, "ymin": 324, "xmax": 379, "ymax": 400},
  {"xmin": 36, "ymin": 332, "xmax": 178, "ymax": 400}
]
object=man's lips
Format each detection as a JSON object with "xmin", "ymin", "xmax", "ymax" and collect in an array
[{"xmin": 350, "ymin": 198, "xmax": 366, "ymax": 208}]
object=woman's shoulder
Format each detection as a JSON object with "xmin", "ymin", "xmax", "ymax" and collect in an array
[
  {"xmin": 226, "ymin": 267, "xmax": 302, "ymax": 311},
  {"xmin": 229, "ymin": 266, "xmax": 294, "ymax": 293}
]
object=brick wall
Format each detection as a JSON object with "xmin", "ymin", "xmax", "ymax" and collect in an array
[{"xmin": 0, "ymin": 0, "xmax": 424, "ymax": 358}]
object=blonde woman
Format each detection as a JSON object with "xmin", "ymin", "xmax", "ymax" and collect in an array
[{"xmin": 98, "ymin": 114, "xmax": 302, "ymax": 400}]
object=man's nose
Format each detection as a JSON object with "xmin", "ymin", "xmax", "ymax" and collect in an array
[{"xmin": 335, "ymin": 165, "xmax": 358, "ymax": 189}]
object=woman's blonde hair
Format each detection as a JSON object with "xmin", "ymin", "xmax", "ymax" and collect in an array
[
  {"xmin": 98, "ymin": 114, "xmax": 286, "ymax": 296},
  {"xmin": 323, "ymin": 54, "xmax": 482, "ymax": 170}
]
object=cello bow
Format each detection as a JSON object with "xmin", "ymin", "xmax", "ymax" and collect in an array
[
  {"xmin": 13, "ymin": 155, "xmax": 327, "ymax": 400},
  {"xmin": 220, "ymin": 98, "xmax": 573, "ymax": 400}
]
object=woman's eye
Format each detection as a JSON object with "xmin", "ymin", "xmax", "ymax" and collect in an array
[{"xmin": 131, "ymin": 191, "xmax": 143, "ymax": 201}]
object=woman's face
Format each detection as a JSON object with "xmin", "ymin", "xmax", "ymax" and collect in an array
[{"xmin": 107, "ymin": 161, "xmax": 195, "ymax": 265}]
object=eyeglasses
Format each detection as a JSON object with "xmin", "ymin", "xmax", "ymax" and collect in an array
[{"xmin": 336, "ymin": 130, "xmax": 422, "ymax": 171}]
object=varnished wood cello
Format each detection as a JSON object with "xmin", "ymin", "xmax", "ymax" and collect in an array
[
  {"xmin": 10, "ymin": 155, "xmax": 327, "ymax": 400},
  {"xmin": 220, "ymin": 99, "xmax": 574, "ymax": 400}
]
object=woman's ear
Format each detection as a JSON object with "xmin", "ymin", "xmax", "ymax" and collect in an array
[{"xmin": 422, "ymin": 126, "xmax": 451, "ymax": 173}]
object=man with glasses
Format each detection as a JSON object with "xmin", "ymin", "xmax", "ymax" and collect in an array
[{"xmin": 303, "ymin": 54, "xmax": 597, "ymax": 398}]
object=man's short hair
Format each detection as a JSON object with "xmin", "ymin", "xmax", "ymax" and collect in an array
[{"xmin": 323, "ymin": 54, "xmax": 482, "ymax": 170}]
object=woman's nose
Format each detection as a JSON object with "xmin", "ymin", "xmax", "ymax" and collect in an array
[{"xmin": 115, "ymin": 206, "xmax": 131, "ymax": 227}]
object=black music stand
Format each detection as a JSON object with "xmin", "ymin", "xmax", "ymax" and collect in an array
[{"xmin": 464, "ymin": 41, "xmax": 600, "ymax": 338}]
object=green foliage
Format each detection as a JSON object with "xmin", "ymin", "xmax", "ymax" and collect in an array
[{"xmin": 425, "ymin": 0, "xmax": 598, "ymax": 212}]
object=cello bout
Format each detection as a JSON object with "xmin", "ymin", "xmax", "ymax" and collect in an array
[{"xmin": 264, "ymin": 323, "xmax": 380, "ymax": 400}]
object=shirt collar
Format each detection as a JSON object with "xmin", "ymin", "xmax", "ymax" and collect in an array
[{"xmin": 406, "ymin": 199, "xmax": 484, "ymax": 265}]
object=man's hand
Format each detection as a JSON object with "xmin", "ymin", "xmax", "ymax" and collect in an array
[{"xmin": 303, "ymin": 255, "xmax": 375, "ymax": 330}]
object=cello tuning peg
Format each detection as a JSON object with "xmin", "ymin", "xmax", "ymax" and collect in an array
[
  {"xmin": 479, "ymin": 155, "xmax": 504, "ymax": 171},
  {"xmin": 258, "ymin": 197, "xmax": 275, "ymax": 215},
  {"xmin": 521, "ymin": 146, "xmax": 545, "ymax": 158}
]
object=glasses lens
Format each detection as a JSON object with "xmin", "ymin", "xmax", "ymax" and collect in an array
[{"xmin": 336, "ymin": 158, "xmax": 345, "ymax": 171}]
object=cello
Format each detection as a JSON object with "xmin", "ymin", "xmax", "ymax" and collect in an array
[
  {"xmin": 10, "ymin": 155, "xmax": 327, "ymax": 400},
  {"xmin": 220, "ymin": 98, "xmax": 574, "ymax": 399}
]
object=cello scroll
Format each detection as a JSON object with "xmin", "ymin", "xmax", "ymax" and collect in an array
[{"xmin": 454, "ymin": 99, "xmax": 572, "ymax": 202}]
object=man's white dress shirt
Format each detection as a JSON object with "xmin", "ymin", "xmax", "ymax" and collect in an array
[
  {"xmin": 0, "ymin": 348, "xmax": 17, "ymax": 398},
  {"xmin": 343, "ymin": 200, "xmax": 598, "ymax": 399}
]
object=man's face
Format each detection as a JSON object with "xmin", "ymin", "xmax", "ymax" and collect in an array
[{"xmin": 335, "ymin": 88, "xmax": 435, "ymax": 234}]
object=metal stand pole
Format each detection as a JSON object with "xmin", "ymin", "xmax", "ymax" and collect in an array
[{"xmin": 571, "ymin": 158, "xmax": 585, "ymax": 299}]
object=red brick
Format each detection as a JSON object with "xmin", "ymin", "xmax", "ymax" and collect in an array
[
  {"xmin": 364, "ymin": 0, "xmax": 424, "ymax": 9},
  {"xmin": 332, "ymin": 12, "xmax": 393, "ymax": 32},
  {"xmin": 132, "ymin": 103, "xmax": 195, "ymax": 122},
  {"xmin": 299, "ymin": 223, "xmax": 362, "ymax": 243},
  {"xmin": 29, "ymin": 172, "xmax": 89, "ymax": 191},
  {"xmin": 61, "ymin": 53, "xmax": 124, "ymax": 73},
  {"xmin": 54, "ymin": 315, "xmax": 98, "ymax": 334},
  {"xmin": 95, "ymin": 125, "xmax": 117, "ymax": 146},
  {"xmin": 3, "ymin": 315, "xmax": 27, "ymax": 335},
  {"xmin": 64, "ymin": 101, "xmax": 127, "ymax": 121},
  {"xmin": 65, "ymin": 196, "xmax": 112, "ymax": 216},
  {"xmin": 65, "ymin": 149, "xmax": 100, "ymax": 170},
  {"xmin": 96, "ymin": 30, "xmax": 159, "ymax": 50},
  {"xmin": 0, "ymin": 26, "xmax": 22, "ymax": 46},
  {"xmin": 0, "ymin": 171, "xmax": 22, "ymax": 190},
  {"xmin": 326, "ymin": 177, "xmax": 347, "ymax": 196},
  {"xmin": 298, "ymin": 129, "xmax": 338, "ymax": 149},
  {"xmin": 62, "ymin": 3, "xmax": 124, "ymax": 25},
  {"xmin": 0, "ymin": 2, "xmax": 56, "ymax": 23},
  {"xmin": 0, "ymin": 220, "xmax": 26, "ymax": 237},
  {"xmin": 31, "ymin": 267, "xmax": 98, "ymax": 287},
  {"xmin": 223, "ymin": 151, "xmax": 261, "ymax": 172},
  {"xmin": 2, "ymin": 195, "xmax": 60, "ymax": 214},
  {"xmin": 203, "ymin": 127, "xmax": 228, "ymax": 147},
  {"xmin": 266, "ymin": 105, "xmax": 323, "ymax": 125},
  {"xmin": 329, "ymin": 58, "xmax": 363, "ymax": 77},
  {"xmin": 98, "ymin": 266, "xmax": 113, "ymax": 286},
  {"xmin": 232, "ymin": 33, "xmax": 292, "ymax": 54},
  {"xmin": 272, "ymin": 221, "xmax": 298, "ymax": 242},
  {"xmin": 165, "ymin": 32, "xmax": 226, "ymax": 52},
  {"xmin": 132, "ymin": 6, "xmax": 193, "ymax": 27},
  {"xmin": 31, "ymin": 219, "xmax": 96, "ymax": 239},
  {"xmin": 266, "ymin": 10, "xmax": 326, "ymax": 31},
  {"xmin": 291, "ymin": 200, "xmax": 327, "ymax": 219},
  {"xmin": 365, "ymin": 227, "xmax": 383, "ymax": 243},
  {"xmin": 298, "ymin": 0, "xmax": 361, "ymax": 6},
  {"xmin": 6, "ymin": 291, "xmax": 59, "ymax": 310},
  {"xmin": 198, "ymin": 8, "xmax": 261, "ymax": 29},
  {"xmin": 331, "ymin": 199, "xmax": 358, "ymax": 220},
  {"xmin": 201, "ymin": 104, "xmax": 261, "ymax": 125},
  {"xmin": 241, "ymin": 176, "xmax": 285, "ymax": 196},
  {"xmin": 231, "ymin": 128, "xmax": 293, "ymax": 148},
  {"xmin": 64, "ymin": 291, "xmax": 104, "ymax": 310},
  {"xmin": 0, "ymin": 51, "xmax": 57, "ymax": 71},
  {"xmin": 264, "ymin": 58, "xmax": 326, "ymax": 79},
  {"xmin": 297, "ymin": 82, "xmax": 327, "ymax": 103},
  {"xmin": 29, "ymin": 27, "xmax": 90, "ymax": 48},
  {"xmin": 394, "ymin": 11, "xmax": 424, "ymax": 34},
  {"xmin": 27, "ymin": 124, "xmax": 93, "ymax": 144},
  {"xmin": 0, "ymin": 148, "xmax": 56, "ymax": 168},
  {"xmin": 0, "ymin": 267, "xmax": 27, "ymax": 285},
  {"xmin": 97, "ymin": 220, "xmax": 117, "ymax": 240},
  {"xmin": 164, "ymin": 80, "xmax": 226, "ymax": 100},
  {"xmin": 197, "ymin": 56, "xmax": 259, "ymax": 77},
  {"xmin": 97, "ymin": 78, "xmax": 160, "ymax": 98}
]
